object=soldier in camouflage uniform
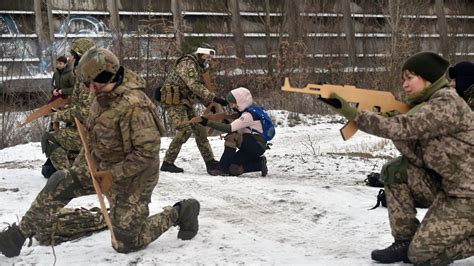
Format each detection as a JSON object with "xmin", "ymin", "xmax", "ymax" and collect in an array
[
  {"xmin": 322, "ymin": 52, "xmax": 474, "ymax": 265},
  {"xmin": 41, "ymin": 38, "xmax": 96, "ymax": 178},
  {"xmin": 158, "ymin": 45, "xmax": 227, "ymax": 173},
  {"xmin": 448, "ymin": 61, "xmax": 474, "ymax": 110},
  {"xmin": 0, "ymin": 48, "xmax": 200, "ymax": 257}
]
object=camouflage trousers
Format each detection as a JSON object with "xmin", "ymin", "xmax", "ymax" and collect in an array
[
  {"xmin": 47, "ymin": 127, "xmax": 82, "ymax": 170},
  {"xmin": 163, "ymin": 104, "xmax": 214, "ymax": 164},
  {"xmin": 20, "ymin": 151, "xmax": 178, "ymax": 252},
  {"xmin": 385, "ymin": 163, "xmax": 474, "ymax": 264}
]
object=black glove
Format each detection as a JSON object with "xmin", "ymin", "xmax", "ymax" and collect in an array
[
  {"xmin": 199, "ymin": 116, "xmax": 208, "ymax": 126},
  {"xmin": 319, "ymin": 93, "xmax": 358, "ymax": 120},
  {"xmin": 318, "ymin": 97, "xmax": 341, "ymax": 108},
  {"xmin": 213, "ymin": 96, "xmax": 228, "ymax": 106}
]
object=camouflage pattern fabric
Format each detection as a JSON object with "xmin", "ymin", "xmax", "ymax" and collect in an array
[
  {"xmin": 355, "ymin": 86, "xmax": 474, "ymax": 264},
  {"xmin": 463, "ymin": 84, "xmax": 474, "ymax": 110},
  {"xmin": 48, "ymin": 128, "xmax": 82, "ymax": 170},
  {"xmin": 19, "ymin": 69, "xmax": 178, "ymax": 252},
  {"xmin": 87, "ymin": 69, "xmax": 177, "ymax": 252},
  {"xmin": 408, "ymin": 194, "xmax": 474, "ymax": 265},
  {"xmin": 52, "ymin": 63, "xmax": 75, "ymax": 95},
  {"xmin": 163, "ymin": 104, "xmax": 214, "ymax": 164},
  {"xmin": 34, "ymin": 207, "xmax": 106, "ymax": 246},
  {"xmin": 356, "ymin": 87, "xmax": 474, "ymax": 198},
  {"xmin": 384, "ymin": 164, "xmax": 441, "ymax": 240},
  {"xmin": 160, "ymin": 54, "xmax": 216, "ymax": 164},
  {"xmin": 53, "ymin": 82, "xmax": 92, "ymax": 125},
  {"xmin": 19, "ymin": 165, "xmax": 95, "ymax": 241},
  {"xmin": 43, "ymin": 39, "xmax": 95, "ymax": 169},
  {"xmin": 160, "ymin": 54, "xmax": 215, "ymax": 107},
  {"xmin": 70, "ymin": 38, "xmax": 95, "ymax": 57}
]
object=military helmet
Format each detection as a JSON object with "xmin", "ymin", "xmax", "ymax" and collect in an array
[
  {"xmin": 78, "ymin": 48, "xmax": 120, "ymax": 83},
  {"xmin": 70, "ymin": 38, "xmax": 95, "ymax": 57}
]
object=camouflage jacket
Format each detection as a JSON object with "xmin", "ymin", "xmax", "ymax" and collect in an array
[
  {"xmin": 355, "ymin": 87, "xmax": 474, "ymax": 198},
  {"xmin": 161, "ymin": 54, "xmax": 215, "ymax": 107},
  {"xmin": 54, "ymin": 75, "xmax": 92, "ymax": 124},
  {"xmin": 52, "ymin": 63, "xmax": 75, "ymax": 95},
  {"xmin": 87, "ymin": 69, "xmax": 161, "ymax": 194},
  {"xmin": 463, "ymin": 84, "xmax": 474, "ymax": 110}
]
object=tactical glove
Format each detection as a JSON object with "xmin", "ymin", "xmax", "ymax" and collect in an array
[
  {"xmin": 199, "ymin": 116, "xmax": 208, "ymax": 126},
  {"xmin": 319, "ymin": 93, "xmax": 358, "ymax": 120},
  {"xmin": 213, "ymin": 96, "xmax": 228, "ymax": 106}
]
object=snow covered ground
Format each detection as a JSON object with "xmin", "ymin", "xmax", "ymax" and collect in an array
[{"xmin": 0, "ymin": 112, "xmax": 472, "ymax": 265}]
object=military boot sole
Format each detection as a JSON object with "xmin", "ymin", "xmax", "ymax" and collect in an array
[{"xmin": 371, "ymin": 250, "xmax": 410, "ymax": 263}]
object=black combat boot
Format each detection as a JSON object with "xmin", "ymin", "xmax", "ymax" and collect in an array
[
  {"xmin": 205, "ymin": 159, "xmax": 220, "ymax": 174},
  {"xmin": 41, "ymin": 158, "xmax": 57, "ymax": 178},
  {"xmin": 239, "ymin": 156, "xmax": 268, "ymax": 177},
  {"xmin": 160, "ymin": 161, "xmax": 184, "ymax": 173},
  {"xmin": 371, "ymin": 240, "xmax": 411, "ymax": 263},
  {"xmin": 173, "ymin": 199, "xmax": 200, "ymax": 240},
  {"xmin": 0, "ymin": 223, "xmax": 26, "ymax": 258}
]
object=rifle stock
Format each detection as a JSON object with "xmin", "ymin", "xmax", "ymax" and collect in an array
[
  {"xmin": 281, "ymin": 77, "xmax": 411, "ymax": 140},
  {"xmin": 75, "ymin": 118, "xmax": 117, "ymax": 246},
  {"xmin": 16, "ymin": 97, "xmax": 70, "ymax": 128}
]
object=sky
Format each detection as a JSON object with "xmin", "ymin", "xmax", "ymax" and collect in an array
[{"xmin": 0, "ymin": 112, "xmax": 472, "ymax": 265}]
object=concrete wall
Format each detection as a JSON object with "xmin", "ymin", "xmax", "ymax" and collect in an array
[{"xmin": 0, "ymin": 0, "xmax": 473, "ymax": 92}]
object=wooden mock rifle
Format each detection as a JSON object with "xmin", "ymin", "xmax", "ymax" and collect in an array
[
  {"xmin": 75, "ymin": 118, "xmax": 117, "ymax": 246},
  {"xmin": 182, "ymin": 112, "xmax": 240, "ymax": 127},
  {"xmin": 16, "ymin": 96, "xmax": 70, "ymax": 128},
  {"xmin": 281, "ymin": 77, "xmax": 411, "ymax": 140}
]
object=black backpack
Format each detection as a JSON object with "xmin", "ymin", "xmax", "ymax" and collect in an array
[{"xmin": 365, "ymin": 172, "xmax": 384, "ymax": 187}]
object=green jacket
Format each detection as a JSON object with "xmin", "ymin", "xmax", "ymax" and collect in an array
[{"xmin": 52, "ymin": 63, "xmax": 75, "ymax": 95}]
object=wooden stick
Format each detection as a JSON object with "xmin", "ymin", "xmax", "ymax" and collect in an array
[{"xmin": 74, "ymin": 118, "xmax": 117, "ymax": 246}]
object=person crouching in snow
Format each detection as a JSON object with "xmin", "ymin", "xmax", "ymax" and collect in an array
[
  {"xmin": 194, "ymin": 87, "xmax": 269, "ymax": 177},
  {"xmin": 321, "ymin": 51, "xmax": 474, "ymax": 265}
]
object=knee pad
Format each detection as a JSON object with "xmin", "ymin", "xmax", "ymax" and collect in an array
[
  {"xmin": 41, "ymin": 159, "xmax": 57, "ymax": 179},
  {"xmin": 381, "ymin": 156, "xmax": 408, "ymax": 185},
  {"xmin": 45, "ymin": 170, "xmax": 66, "ymax": 192}
]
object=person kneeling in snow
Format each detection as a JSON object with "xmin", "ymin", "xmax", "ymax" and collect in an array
[
  {"xmin": 321, "ymin": 52, "xmax": 474, "ymax": 265},
  {"xmin": 195, "ymin": 87, "xmax": 270, "ymax": 177}
]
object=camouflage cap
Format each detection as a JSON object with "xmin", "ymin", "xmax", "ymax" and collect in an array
[
  {"xmin": 78, "ymin": 48, "xmax": 120, "ymax": 83},
  {"xmin": 70, "ymin": 38, "xmax": 95, "ymax": 57}
]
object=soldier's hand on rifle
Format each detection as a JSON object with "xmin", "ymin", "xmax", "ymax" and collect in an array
[
  {"xmin": 213, "ymin": 96, "xmax": 228, "ymax": 106},
  {"xmin": 52, "ymin": 88, "xmax": 60, "ymax": 96},
  {"xmin": 320, "ymin": 93, "xmax": 358, "ymax": 120},
  {"xmin": 94, "ymin": 171, "xmax": 113, "ymax": 193},
  {"xmin": 198, "ymin": 116, "xmax": 209, "ymax": 126}
]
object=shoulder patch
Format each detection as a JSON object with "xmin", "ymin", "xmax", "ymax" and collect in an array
[{"xmin": 188, "ymin": 67, "xmax": 195, "ymax": 78}]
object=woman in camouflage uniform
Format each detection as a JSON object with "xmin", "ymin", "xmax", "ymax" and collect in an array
[{"xmin": 323, "ymin": 52, "xmax": 474, "ymax": 265}]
